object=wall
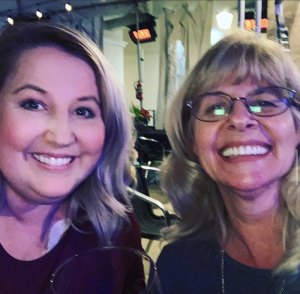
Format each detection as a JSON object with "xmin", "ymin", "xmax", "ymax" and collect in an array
[{"xmin": 103, "ymin": 29, "xmax": 127, "ymax": 87}]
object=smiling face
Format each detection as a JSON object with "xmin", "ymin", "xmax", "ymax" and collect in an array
[
  {"xmin": 193, "ymin": 78, "xmax": 300, "ymax": 195},
  {"xmin": 0, "ymin": 47, "xmax": 105, "ymax": 205}
]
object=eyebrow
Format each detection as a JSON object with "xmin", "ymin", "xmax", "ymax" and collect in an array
[
  {"xmin": 78, "ymin": 96, "xmax": 100, "ymax": 106},
  {"xmin": 13, "ymin": 84, "xmax": 100, "ymax": 106},
  {"xmin": 13, "ymin": 84, "xmax": 47, "ymax": 94}
]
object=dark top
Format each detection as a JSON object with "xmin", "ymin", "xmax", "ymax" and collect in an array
[
  {"xmin": 157, "ymin": 236, "xmax": 300, "ymax": 294},
  {"xmin": 0, "ymin": 216, "xmax": 144, "ymax": 294}
]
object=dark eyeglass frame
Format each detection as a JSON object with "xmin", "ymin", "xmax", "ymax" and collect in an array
[{"xmin": 186, "ymin": 86, "xmax": 298, "ymax": 122}]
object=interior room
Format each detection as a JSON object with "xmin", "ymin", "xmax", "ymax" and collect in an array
[{"xmin": 1, "ymin": 0, "xmax": 300, "ymax": 270}]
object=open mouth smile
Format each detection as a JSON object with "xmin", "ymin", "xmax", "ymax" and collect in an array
[
  {"xmin": 221, "ymin": 145, "xmax": 270, "ymax": 157},
  {"xmin": 32, "ymin": 154, "xmax": 74, "ymax": 167}
]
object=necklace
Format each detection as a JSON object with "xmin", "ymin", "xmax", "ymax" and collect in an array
[{"xmin": 220, "ymin": 249, "xmax": 286, "ymax": 294}]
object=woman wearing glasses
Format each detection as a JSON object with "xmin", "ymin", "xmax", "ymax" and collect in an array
[
  {"xmin": 0, "ymin": 23, "xmax": 145, "ymax": 293},
  {"xmin": 157, "ymin": 31, "xmax": 300, "ymax": 293}
]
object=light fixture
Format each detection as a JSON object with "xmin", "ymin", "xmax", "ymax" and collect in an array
[
  {"xmin": 128, "ymin": 20, "xmax": 157, "ymax": 44},
  {"xmin": 35, "ymin": 4, "xmax": 43, "ymax": 19},
  {"xmin": 36, "ymin": 9, "xmax": 43, "ymax": 19},
  {"xmin": 7, "ymin": 16, "xmax": 14, "ymax": 25},
  {"xmin": 216, "ymin": 10, "xmax": 233, "ymax": 30},
  {"xmin": 65, "ymin": 2, "xmax": 72, "ymax": 12}
]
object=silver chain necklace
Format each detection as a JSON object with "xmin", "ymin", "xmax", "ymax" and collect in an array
[{"xmin": 220, "ymin": 249, "xmax": 286, "ymax": 294}]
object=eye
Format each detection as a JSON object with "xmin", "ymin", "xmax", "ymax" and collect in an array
[
  {"xmin": 205, "ymin": 104, "xmax": 227, "ymax": 116},
  {"xmin": 75, "ymin": 107, "xmax": 96, "ymax": 119},
  {"xmin": 248, "ymin": 97, "xmax": 283, "ymax": 114},
  {"xmin": 200, "ymin": 96, "xmax": 229, "ymax": 117},
  {"xmin": 254, "ymin": 99, "xmax": 278, "ymax": 107},
  {"xmin": 20, "ymin": 99, "xmax": 45, "ymax": 110}
]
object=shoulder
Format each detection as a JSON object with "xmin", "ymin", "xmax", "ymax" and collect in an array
[
  {"xmin": 71, "ymin": 212, "xmax": 142, "ymax": 250},
  {"xmin": 158, "ymin": 235, "xmax": 218, "ymax": 269},
  {"xmin": 157, "ymin": 234, "xmax": 220, "ymax": 277},
  {"xmin": 112, "ymin": 213, "xmax": 143, "ymax": 250},
  {"xmin": 157, "ymin": 236, "xmax": 221, "ymax": 294}
]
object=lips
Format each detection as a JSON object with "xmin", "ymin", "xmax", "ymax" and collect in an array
[{"xmin": 32, "ymin": 154, "xmax": 74, "ymax": 167}]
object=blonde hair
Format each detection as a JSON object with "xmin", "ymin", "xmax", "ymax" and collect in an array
[{"xmin": 161, "ymin": 30, "xmax": 300, "ymax": 274}]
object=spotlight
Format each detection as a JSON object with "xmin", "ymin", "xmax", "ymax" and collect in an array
[
  {"xmin": 36, "ymin": 9, "xmax": 43, "ymax": 19},
  {"xmin": 65, "ymin": 3, "xmax": 72, "ymax": 12},
  {"xmin": 7, "ymin": 17, "xmax": 14, "ymax": 25}
]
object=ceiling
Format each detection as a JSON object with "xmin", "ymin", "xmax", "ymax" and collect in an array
[
  {"xmin": 0, "ymin": 0, "xmax": 144, "ymax": 26},
  {"xmin": 0, "ymin": 0, "xmax": 263, "ymax": 29}
]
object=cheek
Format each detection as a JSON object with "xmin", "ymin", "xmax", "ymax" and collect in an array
[
  {"xmin": 271, "ymin": 115, "xmax": 300, "ymax": 151},
  {"xmin": 193, "ymin": 125, "xmax": 218, "ymax": 164},
  {"xmin": 79, "ymin": 121, "xmax": 105, "ymax": 156},
  {"xmin": 0, "ymin": 114, "xmax": 31, "ymax": 152}
]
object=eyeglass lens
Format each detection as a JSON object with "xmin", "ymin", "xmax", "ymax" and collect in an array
[{"xmin": 190, "ymin": 87, "xmax": 294, "ymax": 121}]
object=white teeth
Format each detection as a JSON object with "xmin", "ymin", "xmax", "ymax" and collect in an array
[
  {"xmin": 222, "ymin": 145, "xmax": 269, "ymax": 157},
  {"xmin": 33, "ymin": 154, "xmax": 72, "ymax": 167}
]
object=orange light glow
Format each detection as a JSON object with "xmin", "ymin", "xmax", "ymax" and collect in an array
[
  {"xmin": 244, "ymin": 18, "xmax": 268, "ymax": 30},
  {"xmin": 132, "ymin": 29, "xmax": 152, "ymax": 41}
]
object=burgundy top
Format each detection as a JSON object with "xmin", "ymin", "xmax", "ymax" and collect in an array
[{"xmin": 0, "ymin": 216, "xmax": 143, "ymax": 294}]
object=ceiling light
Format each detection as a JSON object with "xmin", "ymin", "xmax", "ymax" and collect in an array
[
  {"xmin": 65, "ymin": 3, "xmax": 72, "ymax": 12},
  {"xmin": 36, "ymin": 9, "xmax": 43, "ymax": 19},
  {"xmin": 216, "ymin": 10, "xmax": 233, "ymax": 30},
  {"xmin": 7, "ymin": 17, "xmax": 14, "ymax": 25}
]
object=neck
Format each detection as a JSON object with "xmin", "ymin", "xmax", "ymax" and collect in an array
[
  {"xmin": 0, "ymin": 188, "xmax": 67, "ymax": 242},
  {"xmin": 0, "ymin": 191, "xmax": 67, "ymax": 260},
  {"xmin": 219, "ymin": 182, "xmax": 283, "ymax": 221},
  {"xmin": 218, "ymin": 185, "xmax": 285, "ymax": 268}
]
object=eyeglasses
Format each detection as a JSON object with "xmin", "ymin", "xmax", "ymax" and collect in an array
[
  {"xmin": 50, "ymin": 246, "xmax": 162, "ymax": 294},
  {"xmin": 187, "ymin": 86, "xmax": 298, "ymax": 122}
]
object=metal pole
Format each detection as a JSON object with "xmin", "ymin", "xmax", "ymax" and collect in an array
[
  {"xmin": 136, "ymin": 4, "xmax": 143, "ymax": 83},
  {"xmin": 255, "ymin": 0, "xmax": 262, "ymax": 36},
  {"xmin": 238, "ymin": 0, "xmax": 245, "ymax": 29},
  {"xmin": 135, "ymin": 3, "xmax": 144, "ymax": 108}
]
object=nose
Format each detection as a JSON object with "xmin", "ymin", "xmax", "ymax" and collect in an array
[
  {"xmin": 227, "ymin": 100, "xmax": 258, "ymax": 131},
  {"xmin": 44, "ymin": 115, "xmax": 76, "ymax": 147}
]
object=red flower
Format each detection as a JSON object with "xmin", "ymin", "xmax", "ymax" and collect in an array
[{"xmin": 140, "ymin": 108, "xmax": 151, "ymax": 119}]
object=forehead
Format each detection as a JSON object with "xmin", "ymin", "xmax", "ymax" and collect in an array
[
  {"xmin": 17, "ymin": 46, "xmax": 86, "ymax": 67},
  {"xmin": 15, "ymin": 46, "xmax": 95, "ymax": 80},
  {"xmin": 215, "ymin": 74, "xmax": 267, "ymax": 88},
  {"xmin": 0, "ymin": 46, "xmax": 98, "ymax": 100},
  {"xmin": 208, "ymin": 76, "xmax": 269, "ymax": 94}
]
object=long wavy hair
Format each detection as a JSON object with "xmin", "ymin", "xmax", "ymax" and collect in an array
[
  {"xmin": 0, "ymin": 23, "xmax": 134, "ymax": 245},
  {"xmin": 161, "ymin": 30, "xmax": 300, "ymax": 274}
]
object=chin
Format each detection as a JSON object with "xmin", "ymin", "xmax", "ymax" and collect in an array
[
  {"xmin": 31, "ymin": 185, "xmax": 77, "ymax": 203},
  {"xmin": 228, "ymin": 179, "xmax": 276, "ymax": 194}
]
